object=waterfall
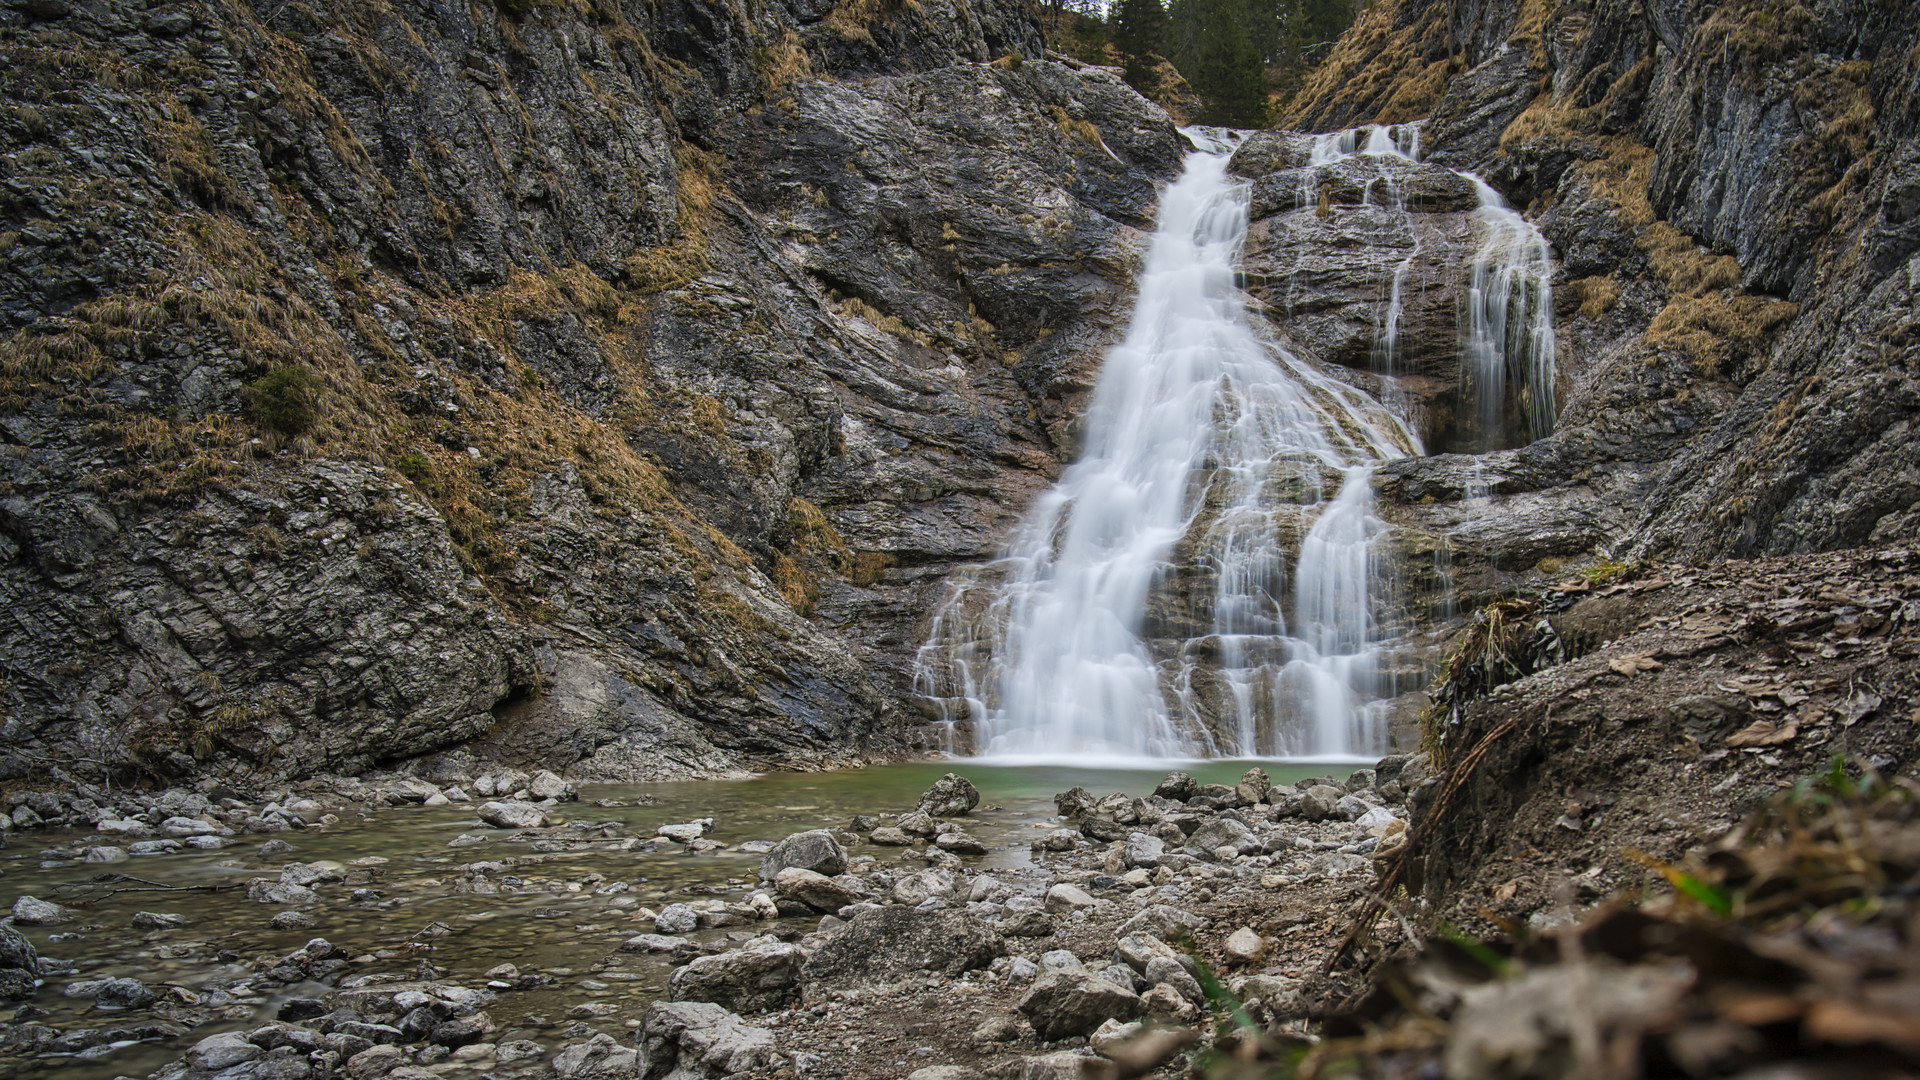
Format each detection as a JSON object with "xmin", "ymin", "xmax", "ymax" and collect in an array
[
  {"xmin": 914, "ymin": 133, "xmax": 1419, "ymax": 762},
  {"xmin": 1463, "ymin": 177, "xmax": 1559, "ymax": 446},
  {"xmin": 1302, "ymin": 123, "xmax": 1559, "ymax": 449},
  {"xmin": 914, "ymin": 124, "xmax": 1562, "ymax": 762}
]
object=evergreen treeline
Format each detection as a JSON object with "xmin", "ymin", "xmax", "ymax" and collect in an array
[{"xmin": 1043, "ymin": 0, "xmax": 1363, "ymax": 128}]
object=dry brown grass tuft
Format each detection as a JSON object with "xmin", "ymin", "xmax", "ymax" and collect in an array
[
  {"xmin": 1281, "ymin": 0, "xmax": 1456, "ymax": 126},
  {"xmin": 1644, "ymin": 223, "xmax": 1745, "ymax": 296},
  {"xmin": 754, "ymin": 29, "xmax": 813, "ymax": 90},
  {"xmin": 1567, "ymin": 275, "xmax": 1622, "ymax": 319},
  {"xmin": 849, "ymin": 550, "xmax": 898, "ymax": 586},
  {"xmin": 1647, "ymin": 293, "xmax": 1799, "ymax": 377}
]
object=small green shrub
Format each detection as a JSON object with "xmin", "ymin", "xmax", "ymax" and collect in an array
[
  {"xmin": 242, "ymin": 365, "xmax": 324, "ymax": 435},
  {"xmin": 393, "ymin": 451, "xmax": 436, "ymax": 491}
]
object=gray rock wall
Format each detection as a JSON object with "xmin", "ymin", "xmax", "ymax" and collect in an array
[
  {"xmin": 0, "ymin": 0, "xmax": 1183, "ymax": 783},
  {"xmin": 1291, "ymin": 0, "xmax": 1919, "ymax": 592}
]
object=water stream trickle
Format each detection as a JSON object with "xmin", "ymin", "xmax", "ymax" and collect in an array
[{"xmin": 915, "ymin": 132, "xmax": 1420, "ymax": 763}]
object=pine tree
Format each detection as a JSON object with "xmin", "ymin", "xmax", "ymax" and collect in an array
[
  {"xmin": 1184, "ymin": 0, "xmax": 1269, "ymax": 127},
  {"xmin": 1112, "ymin": 0, "xmax": 1171, "ymax": 97}
]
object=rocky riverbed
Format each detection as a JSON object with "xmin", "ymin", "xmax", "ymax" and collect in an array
[{"xmin": 0, "ymin": 761, "xmax": 1422, "ymax": 1080}]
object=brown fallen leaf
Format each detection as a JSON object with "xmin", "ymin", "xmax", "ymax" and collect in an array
[
  {"xmin": 1711, "ymin": 990, "xmax": 1806, "ymax": 1026},
  {"xmin": 1609, "ymin": 653, "xmax": 1665, "ymax": 676},
  {"xmin": 1726, "ymin": 719, "xmax": 1799, "ymax": 748},
  {"xmin": 1803, "ymin": 998, "xmax": 1920, "ymax": 1051}
]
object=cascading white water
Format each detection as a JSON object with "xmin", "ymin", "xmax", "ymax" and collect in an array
[
  {"xmin": 915, "ymin": 123, "xmax": 1563, "ymax": 762},
  {"xmin": 1463, "ymin": 177, "xmax": 1559, "ymax": 445},
  {"xmin": 1306, "ymin": 124, "xmax": 1559, "ymax": 448},
  {"xmin": 914, "ymin": 133, "xmax": 1419, "ymax": 762}
]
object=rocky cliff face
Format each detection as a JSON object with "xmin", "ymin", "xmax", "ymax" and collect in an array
[
  {"xmin": 4, "ymin": 0, "xmax": 1914, "ymax": 786},
  {"xmin": 0, "ymin": 0, "xmax": 1184, "ymax": 783},
  {"xmin": 1277, "ymin": 0, "xmax": 1918, "ymax": 599}
]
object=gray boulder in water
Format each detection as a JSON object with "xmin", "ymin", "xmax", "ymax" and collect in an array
[
  {"xmin": 11, "ymin": 895, "xmax": 72, "ymax": 926},
  {"xmin": 758, "ymin": 830, "xmax": 847, "ymax": 881},
  {"xmin": 0, "ymin": 923, "xmax": 38, "ymax": 1000},
  {"xmin": 917, "ymin": 772, "xmax": 981, "ymax": 817}
]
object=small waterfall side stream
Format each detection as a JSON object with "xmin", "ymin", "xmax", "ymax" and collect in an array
[{"xmin": 916, "ymin": 124, "xmax": 1562, "ymax": 764}]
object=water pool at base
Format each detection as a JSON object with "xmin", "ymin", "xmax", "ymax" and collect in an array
[{"xmin": 0, "ymin": 761, "xmax": 1349, "ymax": 1080}]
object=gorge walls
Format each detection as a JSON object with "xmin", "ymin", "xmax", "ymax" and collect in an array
[
  {"xmin": 2, "ymin": 0, "xmax": 1915, "ymax": 785},
  {"xmin": 0, "ymin": 0, "xmax": 1185, "ymax": 783}
]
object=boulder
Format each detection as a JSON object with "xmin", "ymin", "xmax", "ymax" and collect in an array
[
  {"xmin": 917, "ymin": 773, "xmax": 981, "ymax": 817},
  {"xmin": 189, "ymin": 1031, "xmax": 264, "ymax": 1071},
  {"xmin": 658, "ymin": 822, "xmax": 707, "ymax": 843},
  {"xmin": 1297, "ymin": 785, "xmax": 1344, "ymax": 822},
  {"xmin": 1141, "ymin": 983, "xmax": 1200, "ymax": 1022},
  {"xmin": 1038, "ymin": 828, "xmax": 1079, "ymax": 852},
  {"xmin": 555, "ymin": 1032, "xmax": 638, "ymax": 1078},
  {"xmin": 773, "ymin": 868, "xmax": 860, "ymax": 913},
  {"xmin": 159, "ymin": 816, "xmax": 221, "ymax": 837},
  {"xmin": 1113, "ymin": 932, "xmax": 1188, "ymax": 974},
  {"xmin": 656, "ymin": 904, "xmax": 700, "ymax": 934},
  {"xmin": 0, "ymin": 969, "xmax": 31, "ymax": 999},
  {"xmin": 1078, "ymin": 815, "xmax": 1128, "ymax": 843},
  {"xmin": 131, "ymin": 911, "xmax": 189, "ymax": 930},
  {"xmin": 1052, "ymin": 787, "xmax": 1098, "ymax": 821},
  {"xmin": 670, "ymin": 942, "xmax": 804, "ymax": 1013},
  {"xmin": 1117, "ymin": 906, "xmax": 1207, "ymax": 941},
  {"xmin": 868, "ymin": 827, "xmax": 914, "ymax": 846},
  {"xmin": 430, "ymin": 1014, "xmax": 492, "ymax": 1047},
  {"xmin": 1044, "ymin": 883, "xmax": 1097, "ymax": 914},
  {"xmin": 897, "ymin": 811, "xmax": 939, "ymax": 837},
  {"xmin": 624, "ymin": 933, "xmax": 699, "ymax": 956},
  {"xmin": 1124, "ymin": 832, "xmax": 1165, "ymax": 868},
  {"xmin": 1142, "ymin": 956, "xmax": 1204, "ymax": 1003},
  {"xmin": 891, "ymin": 868, "xmax": 959, "ymax": 906},
  {"xmin": 934, "ymin": 831, "xmax": 988, "ymax": 856},
  {"xmin": 92, "ymin": 977, "xmax": 156, "ymax": 1009},
  {"xmin": 1335, "ymin": 794, "xmax": 1377, "ymax": 821},
  {"xmin": 1153, "ymin": 772, "xmax": 1198, "ymax": 800},
  {"xmin": 11, "ymin": 895, "xmax": 73, "ymax": 925},
  {"xmin": 528, "ymin": 770, "xmax": 577, "ymax": 802},
  {"xmin": 802, "ymin": 908, "xmax": 1004, "ymax": 991},
  {"xmin": 0, "ymin": 923, "xmax": 40, "ymax": 974},
  {"xmin": 1017, "ymin": 970, "xmax": 1145, "ymax": 1040},
  {"xmin": 1183, "ymin": 816, "xmax": 1256, "ymax": 859},
  {"xmin": 637, "ymin": 1001, "xmax": 780, "ymax": 1080},
  {"xmin": 476, "ymin": 801, "xmax": 548, "ymax": 829},
  {"xmin": 248, "ymin": 880, "xmax": 317, "ymax": 905},
  {"xmin": 280, "ymin": 861, "xmax": 347, "ymax": 887},
  {"xmin": 758, "ymin": 831, "xmax": 847, "ymax": 881}
]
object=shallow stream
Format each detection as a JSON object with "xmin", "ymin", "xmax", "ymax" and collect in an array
[{"xmin": 4, "ymin": 761, "xmax": 1338, "ymax": 1080}]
